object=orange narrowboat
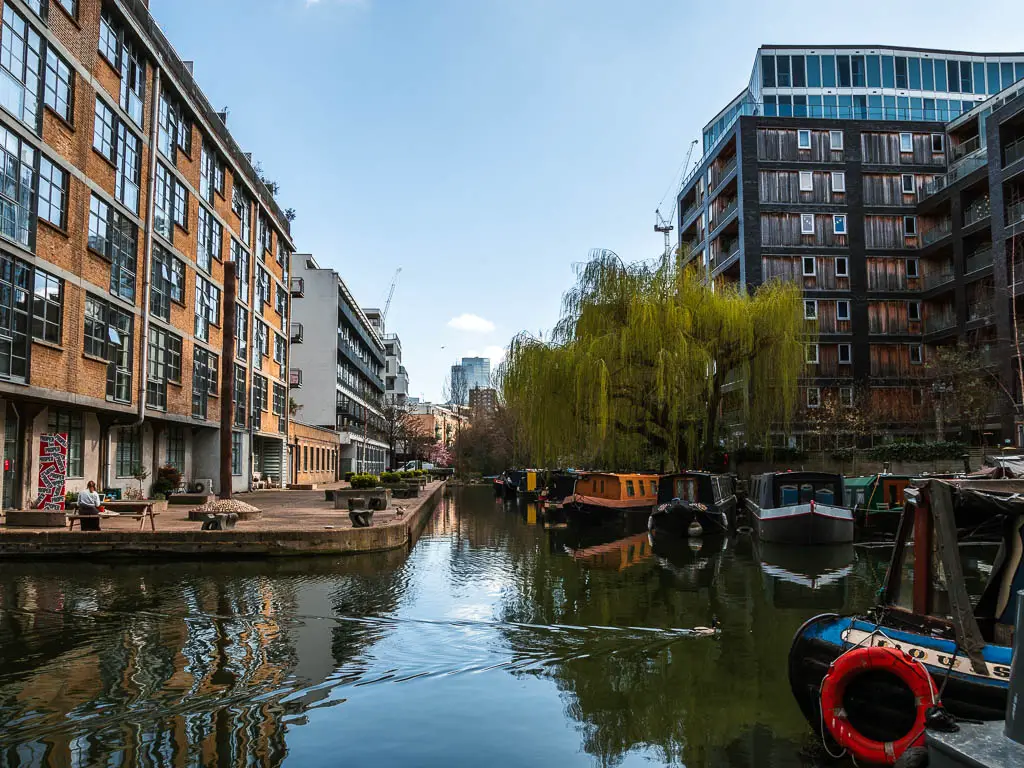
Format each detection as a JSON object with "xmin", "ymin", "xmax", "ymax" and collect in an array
[{"xmin": 568, "ymin": 472, "xmax": 661, "ymax": 513}]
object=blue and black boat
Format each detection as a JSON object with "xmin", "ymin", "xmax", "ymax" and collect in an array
[{"xmin": 788, "ymin": 478, "xmax": 1022, "ymax": 740}]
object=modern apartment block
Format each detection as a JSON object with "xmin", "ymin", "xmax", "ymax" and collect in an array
[
  {"xmin": 678, "ymin": 46, "xmax": 1024, "ymax": 445},
  {"xmin": 0, "ymin": 0, "xmax": 295, "ymax": 504},
  {"xmin": 362, "ymin": 307, "xmax": 409, "ymax": 406},
  {"xmin": 289, "ymin": 254, "xmax": 389, "ymax": 474},
  {"xmin": 449, "ymin": 356, "xmax": 490, "ymax": 404}
]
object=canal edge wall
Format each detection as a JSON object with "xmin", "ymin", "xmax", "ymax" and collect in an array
[{"xmin": 0, "ymin": 483, "xmax": 445, "ymax": 560}]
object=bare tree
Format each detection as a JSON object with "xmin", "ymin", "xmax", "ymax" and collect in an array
[{"xmin": 444, "ymin": 364, "xmax": 469, "ymax": 407}]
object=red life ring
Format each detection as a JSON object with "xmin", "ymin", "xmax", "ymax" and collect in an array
[{"xmin": 820, "ymin": 645, "xmax": 936, "ymax": 765}]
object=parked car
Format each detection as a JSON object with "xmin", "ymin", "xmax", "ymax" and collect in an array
[{"xmin": 402, "ymin": 461, "xmax": 436, "ymax": 471}]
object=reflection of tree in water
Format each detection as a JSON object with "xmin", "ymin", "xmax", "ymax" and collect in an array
[
  {"xmin": 0, "ymin": 552, "xmax": 410, "ymax": 768},
  {"xmin": 443, "ymin": 490, "xmax": 877, "ymax": 767}
]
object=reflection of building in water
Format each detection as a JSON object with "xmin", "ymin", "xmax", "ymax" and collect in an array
[
  {"xmin": 0, "ymin": 576, "xmax": 295, "ymax": 767},
  {"xmin": 0, "ymin": 554, "xmax": 433, "ymax": 768},
  {"xmin": 569, "ymin": 532, "xmax": 654, "ymax": 571}
]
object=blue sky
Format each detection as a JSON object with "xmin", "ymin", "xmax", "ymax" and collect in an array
[{"xmin": 152, "ymin": 0, "xmax": 1023, "ymax": 401}]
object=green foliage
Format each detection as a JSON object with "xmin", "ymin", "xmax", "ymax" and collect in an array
[
  {"xmin": 379, "ymin": 471, "xmax": 402, "ymax": 484},
  {"xmin": 734, "ymin": 446, "xmax": 808, "ymax": 463},
  {"xmin": 831, "ymin": 447, "xmax": 855, "ymax": 461},
  {"xmin": 349, "ymin": 473, "xmax": 379, "ymax": 489},
  {"xmin": 151, "ymin": 464, "xmax": 183, "ymax": 497},
  {"xmin": 151, "ymin": 493, "xmax": 166, "ymax": 501},
  {"xmin": 866, "ymin": 440, "xmax": 967, "ymax": 462},
  {"xmin": 501, "ymin": 253, "xmax": 806, "ymax": 470},
  {"xmin": 65, "ymin": 491, "xmax": 79, "ymax": 503},
  {"xmin": 344, "ymin": 472, "xmax": 355, "ymax": 482}
]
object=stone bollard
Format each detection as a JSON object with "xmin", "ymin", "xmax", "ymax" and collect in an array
[
  {"xmin": 1007, "ymin": 589, "xmax": 1024, "ymax": 744},
  {"xmin": 349, "ymin": 510, "xmax": 374, "ymax": 528}
]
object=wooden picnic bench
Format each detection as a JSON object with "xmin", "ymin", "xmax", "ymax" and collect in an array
[{"xmin": 67, "ymin": 500, "xmax": 159, "ymax": 531}]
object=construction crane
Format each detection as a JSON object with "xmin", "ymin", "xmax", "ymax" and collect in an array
[
  {"xmin": 654, "ymin": 138, "xmax": 699, "ymax": 259},
  {"xmin": 382, "ymin": 267, "xmax": 402, "ymax": 322}
]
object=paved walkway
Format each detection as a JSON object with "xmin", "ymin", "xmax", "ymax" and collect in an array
[{"xmin": 0, "ymin": 482, "xmax": 443, "ymax": 536}]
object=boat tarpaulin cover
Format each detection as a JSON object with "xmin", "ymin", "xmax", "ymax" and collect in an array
[{"xmin": 924, "ymin": 480, "xmax": 989, "ymax": 674}]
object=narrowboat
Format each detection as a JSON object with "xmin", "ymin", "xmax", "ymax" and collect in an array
[
  {"xmin": 499, "ymin": 470, "xmax": 522, "ymax": 500},
  {"xmin": 648, "ymin": 472, "xmax": 738, "ymax": 536},
  {"xmin": 566, "ymin": 472, "xmax": 661, "ymax": 514},
  {"xmin": 788, "ymin": 478, "xmax": 1023, "ymax": 754},
  {"xmin": 844, "ymin": 473, "xmax": 914, "ymax": 534},
  {"xmin": 746, "ymin": 472, "xmax": 853, "ymax": 544},
  {"xmin": 516, "ymin": 470, "xmax": 542, "ymax": 502},
  {"xmin": 539, "ymin": 471, "xmax": 578, "ymax": 508}
]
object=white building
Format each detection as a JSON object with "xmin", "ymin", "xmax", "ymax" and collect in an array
[{"xmin": 289, "ymin": 255, "xmax": 389, "ymax": 474}]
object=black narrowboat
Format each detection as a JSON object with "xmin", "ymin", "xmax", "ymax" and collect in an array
[
  {"xmin": 747, "ymin": 471, "xmax": 853, "ymax": 544},
  {"xmin": 648, "ymin": 472, "xmax": 737, "ymax": 536}
]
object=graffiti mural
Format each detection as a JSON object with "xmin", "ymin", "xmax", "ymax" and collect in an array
[{"xmin": 37, "ymin": 433, "xmax": 69, "ymax": 510}]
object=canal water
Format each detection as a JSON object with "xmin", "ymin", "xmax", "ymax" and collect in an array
[{"xmin": 0, "ymin": 488, "xmax": 994, "ymax": 767}]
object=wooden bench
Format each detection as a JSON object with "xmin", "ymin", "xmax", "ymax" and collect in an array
[{"xmin": 68, "ymin": 501, "xmax": 158, "ymax": 531}]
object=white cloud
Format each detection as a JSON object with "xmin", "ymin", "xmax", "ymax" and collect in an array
[{"xmin": 447, "ymin": 313, "xmax": 495, "ymax": 333}]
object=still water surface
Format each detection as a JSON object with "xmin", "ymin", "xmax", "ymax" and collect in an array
[{"xmin": 0, "ymin": 488, "xmax": 914, "ymax": 767}]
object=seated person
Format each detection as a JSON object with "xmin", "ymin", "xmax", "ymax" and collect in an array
[{"xmin": 77, "ymin": 481, "xmax": 103, "ymax": 531}]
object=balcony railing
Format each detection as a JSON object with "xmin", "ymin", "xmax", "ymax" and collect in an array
[
  {"xmin": 712, "ymin": 198, "xmax": 738, "ymax": 229},
  {"xmin": 925, "ymin": 314, "xmax": 957, "ymax": 333},
  {"xmin": 1008, "ymin": 200, "xmax": 1024, "ymax": 227},
  {"xmin": 710, "ymin": 157, "xmax": 737, "ymax": 190},
  {"xmin": 1004, "ymin": 136, "xmax": 1024, "ymax": 167},
  {"xmin": 964, "ymin": 246, "xmax": 993, "ymax": 274},
  {"xmin": 681, "ymin": 199, "xmax": 701, "ymax": 224},
  {"xmin": 968, "ymin": 300, "xmax": 994, "ymax": 323},
  {"xmin": 920, "ymin": 154, "xmax": 987, "ymax": 199},
  {"xmin": 922, "ymin": 269, "xmax": 955, "ymax": 290},
  {"xmin": 921, "ymin": 218, "xmax": 953, "ymax": 246},
  {"xmin": 711, "ymin": 242, "xmax": 740, "ymax": 271},
  {"xmin": 950, "ymin": 135, "xmax": 981, "ymax": 162},
  {"xmin": 963, "ymin": 196, "xmax": 991, "ymax": 227}
]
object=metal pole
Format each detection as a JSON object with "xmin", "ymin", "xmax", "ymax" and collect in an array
[
  {"xmin": 219, "ymin": 263, "xmax": 237, "ymax": 499},
  {"xmin": 1006, "ymin": 589, "xmax": 1024, "ymax": 744}
]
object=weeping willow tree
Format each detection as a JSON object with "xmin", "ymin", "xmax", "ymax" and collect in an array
[{"xmin": 500, "ymin": 250, "xmax": 807, "ymax": 470}]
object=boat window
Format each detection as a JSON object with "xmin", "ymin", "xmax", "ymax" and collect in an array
[
  {"xmin": 799, "ymin": 484, "xmax": 814, "ymax": 503},
  {"xmin": 780, "ymin": 484, "xmax": 799, "ymax": 505},
  {"xmin": 600, "ymin": 479, "xmax": 604, "ymax": 493},
  {"xmin": 625, "ymin": 480, "xmax": 635, "ymax": 497},
  {"xmin": 674, "ymin": 478, "xmax": 698, "ymax": 501},
  {"xmin": 856, "ymin": 490, "xmax": 866, "ymax": 506},
  {"xmin": 815, "ymin": 487, "xmax": 835, "ymax": 505}
]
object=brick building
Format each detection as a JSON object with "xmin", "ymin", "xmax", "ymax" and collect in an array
[
  {"xmin": 0, "ymin": 0, "xmax": 295, "ymax": 505},
  {"xmin": 288, "ymin": 421, "xmax": 340, "ymax": 486}
]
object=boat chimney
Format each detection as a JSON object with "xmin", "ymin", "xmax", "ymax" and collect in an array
[
  {"xmin": 883, "ymin": 461, "xmax": 891, "ymax": 475},
  {"xmin": 962, "ymin": 453, "xmax": 971, "ymax": 475},
  {"xmin": 1007, "ymin": 589, "xmax": 1024, "ymax": 744}
]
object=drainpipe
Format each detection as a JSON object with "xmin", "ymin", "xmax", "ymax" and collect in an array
[{"xmin": 130, "ymin": 67, "xmax": 162, "ymax": 432}]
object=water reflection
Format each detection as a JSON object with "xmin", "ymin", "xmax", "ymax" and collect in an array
[{"xmin": 0, "ymin": 488, "xmax": 936, "ymax": 767}]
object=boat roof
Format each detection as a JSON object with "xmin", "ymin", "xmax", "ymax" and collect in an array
[
  {"xmin": 758, "ymin": 471, "xmax": 843, "ymax": 482},
  {"xmin": 579, "ymin": 471, "xmax": 660, "ymax": 478},
  {"xmin": 843, "ymin": 475, "xmax": 876, "ymax": 488}
]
